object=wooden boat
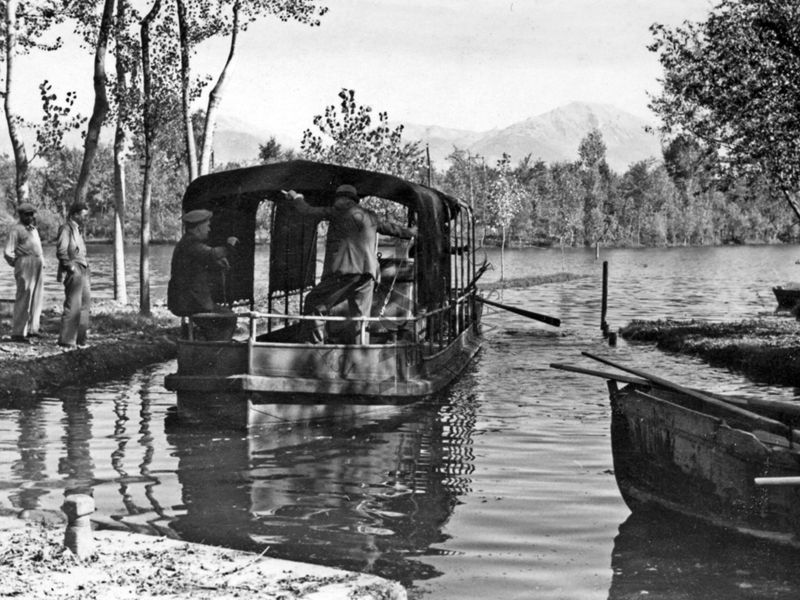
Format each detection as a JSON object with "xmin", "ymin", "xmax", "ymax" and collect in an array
[
  {"xmin": 164, "ymin": 160, "xmax": 484, "ymax": 427},
  {"xmin": 773, "ymin": 285, "xmax": 800, "ymax": 311},
  {"xmin": 552, "ymin": 354, "xmax": 800, "ymax": 548}
]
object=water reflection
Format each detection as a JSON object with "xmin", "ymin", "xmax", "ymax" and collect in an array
[
  {"xmin": 609, "ymin": 508, "xmax": 800, "ymax": 600},
  {"xmin": 59, "ymin": 392, "xmax": 94, "ymax": 496},
  {"xmin": 10, "ymin": 399, "xmax": 48, "ymax": 509},
  {"xmin": 166, "ymin": 384, "xmax": 478, "ymax": 585}
]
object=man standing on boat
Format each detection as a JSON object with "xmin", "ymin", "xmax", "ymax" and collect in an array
[
  {"xmin": 4, "ymin": 202, "xmax": 44, "ymax": 343},
  {"xmin": 167, "ymin": 209, "xmax": 239, "ymax": 339},
  {"xmin": 281, "ymin": 184, "xmax": 416, "ymax": 343}
]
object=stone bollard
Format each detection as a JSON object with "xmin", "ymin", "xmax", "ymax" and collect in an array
[{"xmin": 62, "ymin": 494, "xmax": 95, "ymax": 559}]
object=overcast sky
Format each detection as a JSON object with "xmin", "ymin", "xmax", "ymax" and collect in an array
[{"xmin": 14, "ymin": 0, "xmax": 715, "ymax": 146}]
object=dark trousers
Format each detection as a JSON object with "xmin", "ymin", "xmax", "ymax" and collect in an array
[
  {"xmin": 302, "ymin": 273, "xmax": 374, "ymax": 343},
  {"xmin": 59, "ymin": 265, "xmax": 91, "ymax": 346}
]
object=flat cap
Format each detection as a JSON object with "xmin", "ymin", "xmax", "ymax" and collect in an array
[
  {"xmin": 335, "ymin": 184, "xmax": 359, "ymax": 201},
  {"xmin": 17, "ymin": 202, "xmax": 36, "ymax": 214},
  {"xmin": 182, "ymin": 209, "xmax": 213, "ymax": 224},
  {"xmin": 69, "ymin": 201, "xmax": 89, "ymax": 215}
]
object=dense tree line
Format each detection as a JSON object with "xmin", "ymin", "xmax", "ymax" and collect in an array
[
  {"xmin": 1, "ymin": 107, "xmax": 796, "ymax": 251},
  {"xmin": 435, "ymin": 132, "xmax": 795, "ymax": 249}
]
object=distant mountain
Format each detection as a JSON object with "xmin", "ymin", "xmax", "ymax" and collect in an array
[
  {"xmin": 402, "ymin": 102, "xmax": 663, "ymax": 173},
  {"xmin": 212, "ymin": 115, "xmax": 295, "ymax": 166}
]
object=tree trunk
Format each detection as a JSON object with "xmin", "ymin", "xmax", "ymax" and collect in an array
[
  {"xmin": 176, "ymin": 0, "xmax": 198, "ymax": 181},
  {"xmin": 113, "ymin": 123, "xmax": 129, "ymax": 304},
  {"xmin": 4, "ymin": 0, "xmax": 30, "ymax": 204},
  {"xmin": 139, "ymin": 0, "xmax": 162, "ymax": 315},
  {"xmin": 74, "ymin": 0, "xmax": 114, "ymax": 205},
  {"xmin": 500, "ymin": 226, "xmax": 506, "ymax": 281},
  {"xmin": 112, "ymin": 0, "xmax": 130, "ymax": 304},
  {"xmin": 781, "ymin": 188, "xmax": 800, "ymax": 224},
  {"xmin": 199, "ymin": 0, "xmax": 240, "ymax": 176}
]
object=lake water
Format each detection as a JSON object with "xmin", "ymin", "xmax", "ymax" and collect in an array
[{"xmin": 2, "ymin": 244, "xmax": 800, "ymax": 599}]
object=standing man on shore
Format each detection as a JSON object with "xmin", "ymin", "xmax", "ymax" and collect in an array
[
  {"xmin": 56, "ymin": 202, "xmax": 91, "ymax": 348},
  {"xmin": 3, "ymin": 203, "xmax": 44, "ymax": 343}
]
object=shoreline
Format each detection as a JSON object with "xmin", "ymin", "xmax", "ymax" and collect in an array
[
  {"xmin": 0, "ymin": 302, "xmax": 180, "ymax": 398},
  {"xmin": 0, "ymin": 515, "xmax": 405, "ymax": 599}
]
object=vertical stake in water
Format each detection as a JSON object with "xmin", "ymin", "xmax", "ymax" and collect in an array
[{"xmin": 601, "ymin": 261, "xmax": 609, "ymax": 337}]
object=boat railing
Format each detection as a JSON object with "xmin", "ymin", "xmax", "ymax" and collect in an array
[{"xmin": 185, "ymin": 290, "xmax": 479, "ymax": 348}]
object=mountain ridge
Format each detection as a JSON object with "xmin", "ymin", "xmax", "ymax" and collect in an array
[{"xmin": 399, "ymin": 101, "xmax": 662, "ymax": 172}]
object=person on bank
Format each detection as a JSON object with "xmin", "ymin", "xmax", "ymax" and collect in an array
[
  {"xmin": 167, "ymin": 209, "xmax": 239, "ymax": 338},
  {"xmin": 3, "ymin": 202, "xmax": 44, "ymax": 343},
  {"xmin": 56, "ymin": 202, "xmax": 91, "ymax": 348},
  {"xmin": 280, "ymin": 184, "xmax": 417, "ymax": 343}
]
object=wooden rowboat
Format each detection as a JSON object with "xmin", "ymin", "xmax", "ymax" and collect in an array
[
  {"xmin": 552, "ymin": 354, "xmax": 800, "ymax": 548},
  {"xmin": 773, "ymin": 285, "xmax": 800, "ymax": 311}
]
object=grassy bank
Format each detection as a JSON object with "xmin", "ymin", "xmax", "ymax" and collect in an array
[
  {"xmin": 620, "ymin": 318, "xmax": 800, "ymax": 387},
  {"xmin": 478, "ymin": 272, "xmax": 585, "ymax": 290}
]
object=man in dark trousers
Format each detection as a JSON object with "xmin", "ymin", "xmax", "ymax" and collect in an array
[
  {"xmin": 167, "ymin": 209, "xmax": 239, "ymax": 339},
  {"xmin": 281, "ymin": 184, "xmax": 417, "ymax": 343},
  {"xmin": 3, "ymin": 202, "xmax": 44, "ymax": 343},
  {"xmin": 56, "ymin": 202, "xmax": 91, "ymax": 348}
]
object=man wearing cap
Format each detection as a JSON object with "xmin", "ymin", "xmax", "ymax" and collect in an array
[
  {"xmin": 281, "ymin": 184, "xmax": 417, "ymax": 343},
  {"xmin": 3, "ymin": 202, "xmax": 44, "ymax": 343},
  {"xmin": 167, "ymin": 209, "xmax": 239, "ymax": 334},
  {"xmin": 56, "ymin": 202, "xmax": 91, "ymax": 347}
]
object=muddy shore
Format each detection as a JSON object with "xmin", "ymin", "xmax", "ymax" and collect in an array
[{"xmin": 0, "ymin": 301, "xmax": 180, "ymax": 398}]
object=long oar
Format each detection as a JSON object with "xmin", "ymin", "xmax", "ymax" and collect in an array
[
  {"xmin": 478, "ymin": 297, "xmax": 561, "ymax": 327},
  {"xmin": 581, "ymin": 351, "xmax": 800, "ymax": 442},
  {"xmin": 755, "ymin": 476, "xmax": 800, "ymax": 486},
  {"xmin": 581, "ymin": 351, "xmax": 800, "ymax": 423},
  {"xmin": 550, "ymin": 362, "xmax": 649, "ymax": 386}
]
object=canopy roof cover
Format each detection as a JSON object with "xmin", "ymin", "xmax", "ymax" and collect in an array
[{"xmin": 181, "ymin": 160, "xmax": 467, "ymax": 308}]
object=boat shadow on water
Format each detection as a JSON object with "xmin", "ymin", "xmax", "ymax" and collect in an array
[{"xmin": 609, "ymin": 508, "xmax": 800, "ymax": 600}]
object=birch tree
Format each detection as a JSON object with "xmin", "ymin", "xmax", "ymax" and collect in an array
[
  {"xmin": 175, "ymin": 0, "xmax": 328, "ymax": 180},
  {"xmin": 487, "ymin": 154, "xmax": 523, "ymax": 281},
  {"xmin": 139, "ymin": 0, "xmax": 182, "ymax": 314},
  {"xmin": 2, "ymin": 0, "xmax": 74, "ymax": 204}
]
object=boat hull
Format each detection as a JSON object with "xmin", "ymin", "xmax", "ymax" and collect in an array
[
  {"xmin": 773, "ymin": 286, "xmax": 800, "ymax": 310},
  {"xmin": 609, "ymin": 381, "xmax": 800, "ymax": 548},
  {"xmin": 165, "ymin": 325, "xmax": 482, "ymax": 428}
]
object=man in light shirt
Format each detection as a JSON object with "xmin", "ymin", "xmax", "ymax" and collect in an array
[{"xmin": 3, "ymin": 202, "xmax": 44, "ymax": 343}]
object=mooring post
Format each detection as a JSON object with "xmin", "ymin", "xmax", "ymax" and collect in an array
[
  {"xmin": 62, "ymin": 494, "xmax": 94, "ymax": 558},
  {"xmin": 601, "ymin": 261, "xmax": 609, "ymax": 337}
]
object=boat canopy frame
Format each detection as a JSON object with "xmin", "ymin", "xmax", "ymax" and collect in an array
[{"xmin": 180, "ymin": 159, "xmax": 476, "ymax": 316}]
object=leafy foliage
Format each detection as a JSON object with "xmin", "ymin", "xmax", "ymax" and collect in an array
[
  {"xmin": 649, "ymin": 0, "xmax": 800, "ymax": 196},
  {"xmin": 300, "ymin": 88, "xmax": 426, "ymax": 181}
]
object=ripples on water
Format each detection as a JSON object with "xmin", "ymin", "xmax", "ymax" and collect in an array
[{"xmin": 2, "ymin": 244, "xmax": 800, "ymax": 599}]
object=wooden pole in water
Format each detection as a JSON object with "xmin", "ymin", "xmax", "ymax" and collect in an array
[{"xmin": 601, "ymin": 261, "xmax": 609, "ymax": 336}]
